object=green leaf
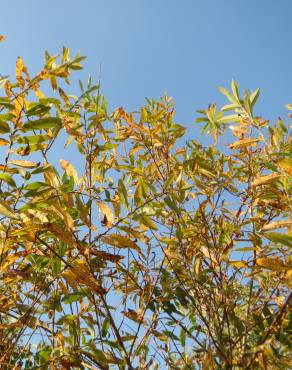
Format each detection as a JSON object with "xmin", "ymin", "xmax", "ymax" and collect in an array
[
  {"xmin": 101, "ymin": 317, "xmax": 110, "ymax": 337},
  {"xmin": 218, "ymin": 87, "xmax": 237, "ymax": 104},
  {"xmin": 0, "ymin": 121, "xmax": 10, "ymax": 133},
  {"xmin": 62, "ymin": 291, "xmax": 86, "ymax": 304},
  {"xmin": 23, "ymin": 181, "xmax": 47, "ymax": 190},
  {"xmin": 16, "ymin": 134, "xmax": 50, "ymax": 144},
  {"xmin": 180, "ymin": 328, "xmax": 186, "ymax": 347},
  {"xmin": 56, "ymin": 314, "xmax": 77, "ymax": 325},
  {"xmin": 118, "ymin": 179, "xmax": 129, "ymax": 208},
  {"xmin": 250, "ymin": 88, "xmax": 260, "ymax": 107},
  {"xmin": 265, "ymin": 232, "xmax": 292, "ymax": 248},
  {"xmin": 164, "ymin": 196, "xmax": 180, "ymax": 213},
  {"xmin": 38, "ymin": 347, "xmax": 51, "ymax": 361},
  {"xmin": 0, "ymin": 99, "xmax": 13, "ymax": 108},
  {"xmin": 217, "ymin": 114, "xmax": 240, "ymax": 124},
  {"xmin": 0, "ymin": 173, "xmax": 16, "ymax": 187},
  {"xmin": 139, "ymin": 214, "xmax": 157, "ymax": 230},
  {"xmin": 221, "ymin": 103, "xmax": 238, "ymax": 112},
  {"xmin": 243, "ymin": 95, "xmax": 252, "ymax": 116},
  {"xmin": 231, "ymin": 80, "xmax": 240, "ymax": 102},
  {"xmin": 23, "ymin": 117, "xmax": 61, "ymax": 131}
]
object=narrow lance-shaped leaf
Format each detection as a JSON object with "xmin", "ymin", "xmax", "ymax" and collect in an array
[
  {"xmin": 0, "ymin": 200, "xmax": 18, "ymax": 219},
  {"xmin": 101, "ymin": 234, "xmax": 142, "ymax": 254}
]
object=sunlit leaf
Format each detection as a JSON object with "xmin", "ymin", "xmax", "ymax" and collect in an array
[
  {"xmin": 23, "ymin": 117, "xmax": 61, "ymax": 131},
  {"xmin": 9, "ymin": 160, "xmax": 40, "ymax": 169},
  {"xmin": 97, "ymin": 201, "xmax": 114, "ymax": 226},
  {"xmin": 256, "ymin": 257, "xmax": 286, "ymax": 272},
  {"xmin": 60, "ymin": 158, "xmax": 79, "ymax": 184},
  {"xmin": 0, "ymin": 200, "xmax": 18, "ymax": 219},
  {"xmin": 228, "ymin": 138, "xmax": 259, "ymax": 149}
]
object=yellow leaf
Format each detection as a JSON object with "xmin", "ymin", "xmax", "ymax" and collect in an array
[
  {"xmin": 63, "ymin": 192, "xmax": 74, "ymax": 209},
  {"xmin": 62, "ymin": 115, "xmax": 85, "ymax": 138},
  {"xmin": 59, "ymin": 280, "xmax": 69, "ymax": 295},
  {"xmin": 122, "ymin": 309, "xmax": 143, "ymax": 323},
  {"xmin": 50, "ymin": 76, "xmax": 57, "ymax": 90},
  {"xmin": 76, "ymin": 195, "xmax": 95, "ymax": 229},
  {"xmin": 101, "ymin": 234, "xmax": 142, "ymax": 254},
  {"xmin": 129, "ymin": 146, "xmax": 143, "ymax": 156},
  {"xmin": 256, "ymin": 257, "xmax": 285, "ymax": 271},
  {"xmin": 0, "ymin": 165, "xmax": 18, "ymax": 174},
  {"xmin": 0, "ymin": 35, "xmax": 6, "ymax": 43},
  {"xmin": 0, "ymin": 322, "xmax": 23, "ymax": 329},
  {"xmin": 0, "ymin": 138, "xmax": 9, "ymax": 146},
  {"xmin": 164, "ymin": 247, "xmax": 180, "ymax": 263},
  {"xmin": 152, "ymin": 330, "xmax": 168, "ymax": 342},
  {"xmin": 60, "ymin": 159, "xmax": 79, "ymax": 184},
  {"xmin": 21, "ymin": 209, "xmax": 49, "ymax": 224},
  {"xmin": 45, "ymin": 223, "xmax": 76, "ymax": 246},
  {"xmin": 252, "ymin": 172, "xmax": 282, "ymax": 187},
  {"xmin": 13, "ymin": 95, "xmax": 25, "ymax": 125},
  {"xmin": 277, "ymin": 158, "xmax": 292, "ymax": 175},
  {"xmin": 16, "ymin": 57, "xmax": 24, "ymax": 80},
  {"xmin": 0, "ymin": 254, "xmax": 20, "ymax": 272},
  {"xmin": 62, "ymin": 271, "xmax": 78, "ymax": 290},
  {"xmin": 201, "ymin": 246, "xmax": 217, "ymax": 264},
  {"xmin": 286, "ymin": 269, "xmax": 292, "ymax": 283},
  {"xmin": 43, "ymin": 164, "xmax": 61, "ymax": 188},
  {"xmin": 35, "ymin": 90, "xmax": 46, "ymax": 99},
  {"xmin": 228, "ymin": 138, "xmax": 259, "ymax": 149},
  {"xmin": 0, "ymin": 200, "xmax": 18, "ymax": 219},
  {"xmin": 97, "ymin": 201, "xmax": 114, "ymax": 226},
  {"xmin": 9, "ymin": 160, "xmax": 40, "ymax": 169},
  {"xmin": 50, "ymin": 204, "xmax": 75, "ymax": 230},
  {"xmin": 275, "ymin": 296, "xmax": 285, "ymax": 307},
  {"xmin": 58, "ymin": 87, "xmax": 70, "ymax": 105},
  {"xmin": 70, "ymin": 259, "xmax": 107, "ymax": 294},
  {"xmin": 230, "ymin": 260, "xmax": 248, "ymax": 269},
  {"xmin": 261, "ymin": 220, "xmax": 292, "ymax": 231}
]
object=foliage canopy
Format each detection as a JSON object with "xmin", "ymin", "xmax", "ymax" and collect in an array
[{"xmin": 0, "ymin": 41, "xmax": 291, "ymax": 369}]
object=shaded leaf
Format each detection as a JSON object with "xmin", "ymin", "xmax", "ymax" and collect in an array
[{"xmin": 101, "ymin": 234, "xmax": 142, "ymax": 254}]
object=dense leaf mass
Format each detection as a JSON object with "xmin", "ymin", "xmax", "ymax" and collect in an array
[{"xmin": 0, "ymin": 43, "xmax": 290, "ymax": 369}]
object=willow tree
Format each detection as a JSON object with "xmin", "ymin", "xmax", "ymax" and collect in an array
[{"xmin": 0, "ymin": 41, "xmax": 291, "ymax": 369}]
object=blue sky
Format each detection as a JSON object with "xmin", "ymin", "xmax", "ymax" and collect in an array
[{"xmin": 1, "ymin": 0, "xmax": 291, "ymax": 138}]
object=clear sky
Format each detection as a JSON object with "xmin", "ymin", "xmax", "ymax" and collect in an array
[{"xmin": 1, "ymin": 0, "xmax": 291, "ymax": 137}]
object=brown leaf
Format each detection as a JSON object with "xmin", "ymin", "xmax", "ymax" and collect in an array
[
  {"xmin": 90, "ymin": 250, "xmax": 124, "ymax": 263},
  {"xmin": 70, "ymin": 259, "xmax": 107, "ymax": 294}
]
